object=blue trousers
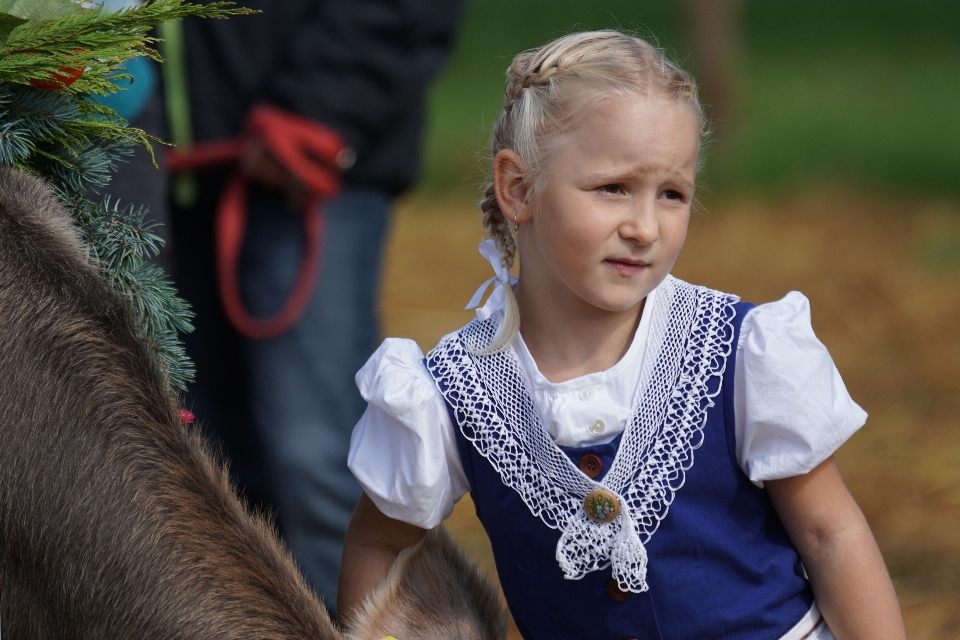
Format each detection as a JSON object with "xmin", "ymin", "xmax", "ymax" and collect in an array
[{"xmin": 239, "ymin": 187, "xmax": 390, "ymax": 606}]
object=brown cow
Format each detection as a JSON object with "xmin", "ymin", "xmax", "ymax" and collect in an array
[{"xmin": 0, "ymin": 167, "xmax": 504, "ymax": 640}]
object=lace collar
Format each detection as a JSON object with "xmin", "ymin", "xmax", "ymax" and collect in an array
[{"xmin": 425, "ymin": 275, "xmax": 739, "ymax": 592}]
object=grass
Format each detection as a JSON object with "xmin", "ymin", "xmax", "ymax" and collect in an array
[{"xmin": 417, "ymin": 0, "xmax": 960, "ymax": 199}]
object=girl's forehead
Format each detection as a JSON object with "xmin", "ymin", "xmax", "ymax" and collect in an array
[
  {"xmin": 561, "ymin": 85, "xmax": 696, "ymax": 122},
  {"xmin": 533, "ymin": 94, "xmax": 699, "ymax": 187},
  {"xmin": 545, "ymin": 91, "xmax": 698, "ymax": 151},
  {"xmin": 567, "ymin": 95, "xmax": 699, "ymax": 154},
  {"xmin": 590, "ymin": 92, "xmax": 693, "ymax": 124}
]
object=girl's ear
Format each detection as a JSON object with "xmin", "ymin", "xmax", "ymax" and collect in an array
[{"xmin": 493, "ymin": 150, "xmax": 532, "ymax": 224}]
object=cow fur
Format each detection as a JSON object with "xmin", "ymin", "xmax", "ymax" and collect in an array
[
  {"xmin": 0, "ymin": 167, "xmax": 340, "ymax": 638},
  {"xmin": 0, "ymin": 167, "xmax": 505, "ymax": 640},
  {"xmin": 344, "ymin": 527, "xmax": 507, "ymax": 640}
]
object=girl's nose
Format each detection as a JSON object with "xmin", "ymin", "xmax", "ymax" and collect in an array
[{"xmin": 619, "ymin": 196, "xmax": 660, "ymax": 245}]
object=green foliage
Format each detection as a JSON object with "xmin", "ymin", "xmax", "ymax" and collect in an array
[
  {"xmin": 0, "ymin": 0, "xmax": 83, "ymax": 46},
  {"xmin": 0, "ymin": 83, "xmax": 195, "ymax": 389},
  {"xmin": 0, "ymin": 0, "xmax": 249, "ymax": 93},
  {"xmin": 725, "ymin": 0, "xmax": 960, "ymax": 197},
  {"xmin": 80, "ymin": 195, "xmax": 195, "ymax": 385},
  {"xmin": 0, "ymin": 0, "xmax": 252, "ymax": 391}
]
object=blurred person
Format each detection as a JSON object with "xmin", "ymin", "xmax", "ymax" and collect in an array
[
  {"xmin": 104, "ymin": 0, "xmax": 463, "ymax": 608},
  {"xmin": 340, "ymin": 30, "xmax": 907, "ymax": 639}
]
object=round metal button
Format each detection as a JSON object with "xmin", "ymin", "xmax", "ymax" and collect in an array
[
  {"xmin": 606, "ymin": 579, "xmax": 632, "ymax": 603},
  {"xmin": 579, "ymin": 387, "xmax": 595, "ymax": 401},
  {"xmin": 579, "ymin": 454, "xmax": 603, "ymax": 479},
  {"xmin": 583, "ymin": 489, "xmax": 620, "ymax": 523},
  {"xmin": 589, "ymin": 419, "xmax": 606, "ymax": 434}
]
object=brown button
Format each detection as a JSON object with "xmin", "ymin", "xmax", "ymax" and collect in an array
[
  {"xmin": 606, "ymin": 579, "xmax": 631, "ymax": 603},
  {"xmin": 583, "ymin": 489, "xmax": 620, "ymax": 523},
  {"xmin": 579, "ymin": 454, "xmax": 603, "ymax": 479}
]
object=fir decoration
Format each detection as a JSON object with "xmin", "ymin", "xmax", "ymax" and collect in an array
[
  {"xmin": 0, "ymin": 0, "xmax": 249, "ymax": 93},
  {"xmin": 0, "ymin": 0, "xmax": 84, "ymax": 47},
  {"xmin": 0, "ymin": 0, "xmax": 254, "ymax": 391}
]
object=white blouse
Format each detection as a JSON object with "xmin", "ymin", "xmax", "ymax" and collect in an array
[{"xmin": 348, "ymin": 283, "xmax": 867, "ymax": 530}]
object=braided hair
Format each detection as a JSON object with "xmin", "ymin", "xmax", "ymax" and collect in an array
[{"xmin": 476, "ymin": 30, "xmax": 704, "ymax": 354}]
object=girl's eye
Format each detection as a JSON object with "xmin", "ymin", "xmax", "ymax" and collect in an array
[
  {"xmin": 598, "ymin": 183, "xmax": 624, "ymax": 195},
  {"xmin": 661, "ymin": 189, "xmax": 685, "ymax": 201}
]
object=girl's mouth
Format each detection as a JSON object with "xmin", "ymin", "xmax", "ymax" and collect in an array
[{"xmin": 605, "ymin": 258, "xmax": 649, "ymax": 276}]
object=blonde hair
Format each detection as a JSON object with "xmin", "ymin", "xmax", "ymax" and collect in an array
[{"xmin": 476, "ymin": 29, "xmax": 704, "ymax": 354}]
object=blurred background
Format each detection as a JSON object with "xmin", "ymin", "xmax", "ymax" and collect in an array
[{"xmin": 376, "ymin": 1, "xmax": 959, "ymax": 638}]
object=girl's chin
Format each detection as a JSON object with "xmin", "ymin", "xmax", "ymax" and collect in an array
[{"xmin": 580, "ymin": 293, "xmax": 648, "ymax": 314}]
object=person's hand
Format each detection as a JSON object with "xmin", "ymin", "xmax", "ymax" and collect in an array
[
  {"xmin": 337, "ymin": 493, "xmax": 426, "ymax": 626},
  {"xmin": 239, "ymin": 138, "xmax": 309, "ymax": 209}
]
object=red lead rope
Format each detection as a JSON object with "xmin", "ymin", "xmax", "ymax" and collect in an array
[{"xmin": 166, "ymin": 104, "xmax": 351, "ymax": 339}]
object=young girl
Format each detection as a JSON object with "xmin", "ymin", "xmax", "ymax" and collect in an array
[{"xmin": 339, "ymin": 31, "xmax": 906, "ymax": 640}]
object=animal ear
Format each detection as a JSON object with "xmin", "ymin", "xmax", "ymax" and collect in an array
[{"xmin": 343, "ymin": 527, "xmax": 508, "ymax": 640}]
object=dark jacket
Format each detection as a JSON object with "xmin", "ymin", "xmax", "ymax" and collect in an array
[{"xmin": 183, "ymin": 0, "xmax": 463, "ymax": 195}]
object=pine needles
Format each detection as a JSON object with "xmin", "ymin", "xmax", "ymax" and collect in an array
[
  {"xmin": 0, "ymin": 0, "xmax": 249, "ymax": 94},
  {"xmin": 0, "ymin": 0, "xmax": 252, "ymax": 391}
]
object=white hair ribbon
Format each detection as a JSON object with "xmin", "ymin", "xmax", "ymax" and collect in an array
[{"xmin": 465, "ymin": 239, "xmax": 517, "ymax": 321}]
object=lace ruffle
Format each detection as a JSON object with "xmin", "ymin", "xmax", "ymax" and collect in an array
[{"xmin": 425, "ymin": 276, "xmax": 739, "ymax": 592}]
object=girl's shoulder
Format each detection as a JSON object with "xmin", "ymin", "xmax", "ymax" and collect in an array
[
  {"xmin": 734, "ymin": 290, "xmax": 867, "ymax": 483},
  {"xmin": 737, "ymin": 290, "xmax": 822, "ymax": 354},
  {"xmin": 356, "ymin": 338, "xmax": 440, "ymax": 413},
  {"xmin": 729, "ymin": 288, "xmax": 843, "ymax": 379},
  {"xmin": 744, "ymin": 288, "xmax": 810, "ymax": 318},
  {"xmin": 350, "ymin": 337, "xmax": 469, "ymax": 529},
  {"xmin": 675, "ymin": 274, "xmax": 819, "ymax": 347}
]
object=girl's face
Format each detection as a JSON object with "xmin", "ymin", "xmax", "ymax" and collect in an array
[{"xmin": 510, "ymin": 93, "xmax": 699, "ymax": 316}]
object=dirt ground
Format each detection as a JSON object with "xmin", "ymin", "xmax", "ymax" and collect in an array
[{"xmin": 378, "ymin": 192, "xmax": 960, "ymax": 639}]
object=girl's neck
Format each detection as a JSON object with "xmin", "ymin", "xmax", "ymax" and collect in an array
[{"xmin": 514, "ymin": 281, "xmax": 644, "ymax": 384}]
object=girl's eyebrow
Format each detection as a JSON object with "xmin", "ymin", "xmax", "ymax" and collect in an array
[{"xmin": 583, "ymin": 166, "xmax": 695, "ymax": 191}]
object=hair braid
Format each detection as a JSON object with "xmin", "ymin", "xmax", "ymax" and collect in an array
[
  {"xmin": 474, "ymin": 182, "xmax": 520, "ymax": 356},
  {"xmin": 479, "ymin": 181, "xmax": 516, "ymax": 271}
]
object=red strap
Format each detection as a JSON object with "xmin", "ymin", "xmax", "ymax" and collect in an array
[
  {"xmin": 246, "ymin": 104, "xmax": 345, "ymax": 197},
  {"xmin": 165, "ymin": 105, "xmax": 348, "ymax": 340},
  {"xmin": 166, "ymin": 139, "xmax": 246, "ymax": 173},
  {"xmin": 215, "ymin": 175, "xmax": 326, "ymax": 340}
]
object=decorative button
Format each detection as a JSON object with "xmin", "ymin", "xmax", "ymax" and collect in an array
[
  {"xmin": 579, "ymin": 387, "xmax": 595, "ymax": 401},
  {"xmin": 579, "ymin": 454, "xmax": 603, "ymax": 479},
  {"xmin": 606, "ymin": 579, "xmax": 632, "ymax": 603},
  {"xmin": 583, "ymin": 489, "xmax": 620, "ymax": 523},
  {"xmin": 589, "ymin": 419, "xmax": 606, "ymax": 434}
]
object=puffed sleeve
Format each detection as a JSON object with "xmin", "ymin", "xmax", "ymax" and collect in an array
[
  {"xmin": 734, "ymin": 292, "xmax": 867, "ymax": 487},
  {"xmin": 348, "ymin": 338, "xmax": 470, "ymax": 528}
]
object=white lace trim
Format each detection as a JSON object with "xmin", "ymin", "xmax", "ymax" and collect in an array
[{"xmin": 425, "ymin": 276, "xmax": 739, "ymax": 592}]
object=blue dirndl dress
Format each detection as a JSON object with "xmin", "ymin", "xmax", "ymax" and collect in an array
[{"xmin": 424, "ymin": 276, "xmax": 816, "ymax": 640}]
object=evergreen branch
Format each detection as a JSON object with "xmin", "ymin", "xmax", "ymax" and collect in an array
[
  {"xmin": 1, "ymin": 83, "xmax": 195, "ymax": 390},
  {"xmin": 0, "ymin": 0, "xmax": 254, "ymax": 93},
  {"xmin": 0, "ymin": 0, "xmax": 246, "ymax": 392},
  {"xmin": 0, "ymin": 119, "xmax": 32, "ymax": 163}
]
